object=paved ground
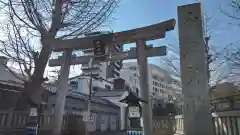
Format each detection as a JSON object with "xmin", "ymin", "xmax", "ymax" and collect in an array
[
  {"xmin": 93, "ymin": 132, "xmax": 127, "ymax": 135},
  {"xmin": 0, "ymin": 130, "xmax": 127, "ymax": 135}
]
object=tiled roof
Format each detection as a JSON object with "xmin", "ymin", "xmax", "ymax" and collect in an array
[
  {"xmin": 44, "ymin": 85, "xmax": 119, "ymax": 108},
  {"xmin": 95, "ymin": 90, "xmax": 126, "ymax": 97},
  {"xmin": 0, "ymin": 80, "xmax": 119, "ymax": 108},
  {"xmin": 0, "ymin": 80, "xmax": 23, "ymax": 88}
]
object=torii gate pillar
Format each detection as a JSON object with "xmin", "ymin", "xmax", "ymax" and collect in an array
[{"xmin": 136, "ymin": 40, "xmax": 153, "ymax": 135}]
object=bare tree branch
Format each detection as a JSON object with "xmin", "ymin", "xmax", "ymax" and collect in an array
[
  {"xmin": 161, "ymin": 12, "xmax": 221, "ymax": 84},
  {"xmin": 0, "ymin": 0, "xmax": 120, "ymax": 110},
  {"xmin": 220, "ymin": 0, "xmax": 240, "ymax": 20},
  {"xmin": 215, "ymin": 41, "xmax": 240, "ymax": 84}
]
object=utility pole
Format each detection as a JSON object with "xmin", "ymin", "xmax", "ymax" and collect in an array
[{"xmin": 85, "ymin": 58, "xmax": 93, "ymax": 135}]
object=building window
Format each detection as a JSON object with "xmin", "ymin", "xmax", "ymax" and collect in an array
[
  {"xmin": 42, "ymin": 93, "xmax": 48, "ymax": 102},
  {"xmin": 125, "ymin": 85, "xmax": 131, "ymax": 91},
  {"xmin": 163, "ymin": 84, "xmax": 166, "ymax": 88},
  {"xmin": 153, "ymin": 75, "xmax": 157, "ymax": 80},
  {"xmin": 130, "ymin": 67, "xmax": 137, "ymax": 71},
  {"xmin": 130, "ymin": 76, "xmax": 133, "ymax": 82},
  {"xmin": 159, "ymin": 83, "xmax": 165, "ymax": 88},
  {"xmin": 136, "ymin": 88, "xmax": 139, "ymax": 96},
  {"xmin": 153, "ymin": 81, "xmax": 159, "ymax": 86},
  {"xmin": 133, "ymin": 73, "xmax": 138, "ymax": 77},
  {"xmin": 70, "ymin": 81, "xmax": 78, "ymax": 90},
  {"xmin": 93, "ymin": 87, "xmax": 98, "ymax": 92},
  {"xmin": 105, "ymin": 85, "xmax": 111, "ymax": 90},
  {"xmin": 153, "ymin": 75, "xmax": 163, "ymax": 82},
  {"xmin": 134, "ymin": 79, "xmax": 138, "ymax": 84},
  {"xmin": 153, "ymin": 87, "xmax": 159, "ymax": 92},
  {"xmin": 160, "ymin": 89, "xmax": 164, "ymax": 93}
]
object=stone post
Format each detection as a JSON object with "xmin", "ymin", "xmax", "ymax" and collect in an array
[{"xmin": 177, "ymin": 3, "xmax": 214, "ymax": 135}]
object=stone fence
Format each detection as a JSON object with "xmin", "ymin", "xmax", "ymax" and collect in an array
[
  {"xmin": 152, "ymin": 116, "xmax": 174, "ymax": 135},
  {"xmin": 175, "ymin": 111, "xmax": 240, "ymax": 135},
  {"xmin": 0, "ymin": 111, "xmax": 176, "ymax": 135}
]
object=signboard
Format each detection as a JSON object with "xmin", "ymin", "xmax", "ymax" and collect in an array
[
  {"xmin": 29, "ymin": 108, "xmax": 37, "ymax": 116},
  {"xmin": 128, "ymin": 106, "xmax": 140, "ymax": 118},
  {"xmin": 93, "ymin": 39, "xmax": 106, "ymax": 61}
]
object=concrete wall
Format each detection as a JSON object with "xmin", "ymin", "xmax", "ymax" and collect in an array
[
  {"xmin": 68, "ymin": 77, "xmax": 90, "ymax": 94},
  {"xmin": 100, "ymin": 93, "xmax": 128, "ymax": 131},
  {"xmin": 46, "ymin": 92, "xmax": 121, "ymax": 131}
]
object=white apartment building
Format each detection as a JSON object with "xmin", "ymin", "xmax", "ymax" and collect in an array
[{"xmin": 120, "ymin": 62, "xmax": 182, "ymax": 102}]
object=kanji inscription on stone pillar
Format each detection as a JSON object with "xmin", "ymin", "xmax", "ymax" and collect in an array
[{"xmin": 178, "ymin": 3, "xmax": 214, "ymax": 135}]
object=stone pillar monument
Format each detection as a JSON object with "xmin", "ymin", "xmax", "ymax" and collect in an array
[{"xmin": 178, "ymin": 3, "xmax": 214, "ymax": 135}]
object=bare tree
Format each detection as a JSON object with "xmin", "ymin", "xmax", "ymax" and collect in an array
[
  {"xmin": 217, "ymin": 0, "xmax": 240, "ymax": 84},
  {"xmin": 162, "ymin": 42, "xmax": 180, "ymax": 78},
  {"xmin": 161, "ymin": 12, "xmax": 220, "ymax": 84},
  {"xmin": 215, "ymin": 41, "xmax": 240, "ymax": 85},
  {"xmin": 0, "ymin": 0, "xmax": 119, "ymax": 110},
  {"xmin": 220, "ymin": 0, "xmax": 240, "ymax": 22},
  {"xmin": 0, "ymin": 22, "xmax": 36, "ymax": 83}
]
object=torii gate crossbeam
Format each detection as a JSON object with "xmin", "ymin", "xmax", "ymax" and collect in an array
[{"xmin": 51, "ymin": 19, "xmax": 175, "ymax": 51}]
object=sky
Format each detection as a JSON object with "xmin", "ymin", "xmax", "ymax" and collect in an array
[
  {"xmin": 91, "ymin": 0, "xmax": 240, "ymax": 78},
  {"xmin": 108, "ymin": 0, "xmax": 239, "ymax": 46},
  {"xmin": 2, "ymin": 0, "xmax": 240, "ymax": 81},
  {"xmin": 105, "ymin": 0, "xmax": 199, "ymax": 66},
  {"xmin": 107, "ymin": 0, "xmax": 239, "ymax": 49},
  {"xmin": 70, "ymin": 0, "xmax": 240, "ymax": 83}
]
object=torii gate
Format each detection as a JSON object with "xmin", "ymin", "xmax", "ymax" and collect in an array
[
  {"xmin": 49, "ymin": 2, "xmax": 215, "ymax": 135},
  {"xmin": 49, "ymin": 19, "xmax": 175, "ymax": 135}
]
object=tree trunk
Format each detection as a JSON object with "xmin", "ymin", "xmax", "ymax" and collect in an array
[
  {"xmin": 14, "ymin": 41, "xmax": 52, "ymax": 110},
  {"xmin": 52, "ymin": 50, "xmax": 72, "ymax": 135}
]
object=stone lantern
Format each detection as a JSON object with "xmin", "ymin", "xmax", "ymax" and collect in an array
[{"xmin": 119, "ymin": 91, "xmax": 147, "ymax": 135}]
